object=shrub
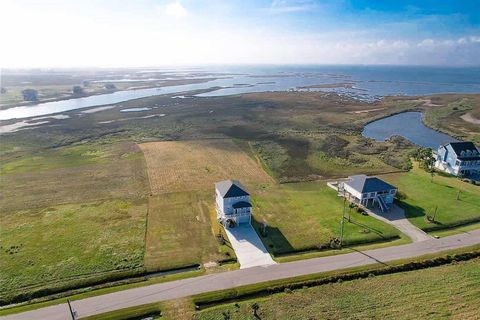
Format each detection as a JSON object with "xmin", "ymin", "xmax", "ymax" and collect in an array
[
  {"xmin": 105, "ymin": 83, "xmax": 116, "ymax": 90},
  {"xmin": 21, "ymin": 88, "xmax": 38, "ymax": 101},
  {"xmin": 73, "ymin": 85, "xmax": 84, "ymax": 95}
]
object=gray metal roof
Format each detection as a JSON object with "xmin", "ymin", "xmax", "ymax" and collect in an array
[
  {"xmin": 345, "ymin": 175, "xmax": 396, "ymax": 193},
  {"xmin": 215, "ymin": 180, "xmax": 249, "ymax": 198}
]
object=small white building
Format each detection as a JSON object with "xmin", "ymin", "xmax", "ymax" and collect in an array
[
  {"xmin": 340, "ymin": 175, "xmax": 397, "ymax": 212},
  {"xmin": 215, "ymin": 180, "xmax": 252, "ymax": 227}
]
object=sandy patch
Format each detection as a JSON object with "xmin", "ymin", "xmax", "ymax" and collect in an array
[
  {"xmin": 412, "ymin": 98, "xmax": 442, "ymax": 107},
  {"xmin": 0, "ymin": 120, "xmax": 49, "ymax": 134},
  {"xmin": 460, "ymin": 112, "xmax": 480, "ymax": 124},
  {"xmin": 347, "ymin": 107, "xmax": 386, "ymax": 114},
  {"xmin": 82, "ymin": 105, "xmax": 116, "ymax": 113}
]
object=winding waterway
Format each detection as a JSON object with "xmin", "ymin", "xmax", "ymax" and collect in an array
[
  {"xmin": 1, "ymin": 65, "xmax": 479, "ymax": 121},
  {"xmin": 362, "ymin": 112, "xmax": 458, "ymax": 149}
]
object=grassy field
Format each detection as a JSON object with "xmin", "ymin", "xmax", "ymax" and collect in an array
[
  {"xmin": 140, "ymin": 139, "xmax": 273, "ymax": 271},
  {"xmin": 195, "ymin": 257, "xmax": 480, "ymax": 320},
  {"xmin": 145, "ymin": 191, "xmax": 232, "ymax": 271},
  {"xmin": 252, "ymin": 182, "xmax": 401, "ymax": 255},
  {"xmin": 139, "ymin": 139, "xmax": 273, "ymax": 194},
  {"xmin": 0, "ymin": 142, "xmax": 150, "ymax": 300},
  {"xmin": 421, "ymin": 94, "xmax": 480, "ymax": 144},
  {"xmin": 382, "ymin": 163, "xmax": 480, "ymax": 232},
  {"xmin": 0, "ymin": 200, "xmax": 147, "ymax": 293},
  {"xmin": 1, "ymin": 84, "xmax": 479, "ymax": 306}
]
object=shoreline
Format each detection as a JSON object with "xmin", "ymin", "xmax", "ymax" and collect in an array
[{"xmin": 0, "ymin": 77, "xmax": 224, "ymax": 111}]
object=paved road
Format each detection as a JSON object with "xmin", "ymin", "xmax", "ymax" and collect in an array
[
  {"xmin": 366, "ymin": 204, "xmax": 433, "ymax": 242},
  {"xmin": 225, "ymin": 224, "xmax": 276, "ymax": 269},
  {"xmin": 3, "ymin": 229, "xmax": 480, "ymax": 320}
]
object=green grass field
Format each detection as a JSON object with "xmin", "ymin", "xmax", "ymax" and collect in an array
[
  {"xmin": 195, "ymin": 257, "xmax": 480, "ymax": 320},
  {"xmin": 0, "ymin": 142, "xmax": 150, "ymax": 301},
  {"xmin": 382, "ymin": 163, "xmax": 480, "ymax": 232},
  {"xmin": 252, "ymin": 182, "xmax": 401, "ymax": 255},
  {"xmin": 0, "ymin": 199, "xmax": 147, "ymax": 294},
  {"xmin": 1, "ymin": 86, "xmax": 479, "ymax": 307}
]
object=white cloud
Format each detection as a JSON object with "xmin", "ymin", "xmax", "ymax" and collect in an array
[
  {"xmin": 470, "ymin": 36, "xmax": 480, "ymax": 43},
  {"xmin": 269, "ymin": 0, "xmax": 316, "ymax": 13},
  {"xmin": 0, "ymin": 1, "xmax": 478, "ymax": 68},
  {"xmin": 417, "ymin": 39, "xmax": 435, "ymax": 47},
  {"xmin": 158, "ymin": 1, "xmax": 188, "ymax": 18}
]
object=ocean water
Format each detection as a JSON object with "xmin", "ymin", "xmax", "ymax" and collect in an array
[{"xmin": 1, "ymin": 65, "xmax": 479, "ymax": 120}]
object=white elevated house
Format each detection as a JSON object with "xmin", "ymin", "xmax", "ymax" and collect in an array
[
  {"xmin": 340, "ymin": 175, "xmax": 397, "ymax": 212},
  {"xmin": 435, "ymin": 141, "xmax": 480, "ymax": 178},
  {"xmin": 215, "ymin": 180, "xmax": 252, "ymax": 227}
]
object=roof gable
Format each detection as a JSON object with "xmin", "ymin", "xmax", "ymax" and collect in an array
[
  {"xmin": 447, "ymin": 142, "xmax": 479, "ymax": 159},
  {"xmin": 215, "ymin": 180, "xmax": 249, "ymax": 198}
]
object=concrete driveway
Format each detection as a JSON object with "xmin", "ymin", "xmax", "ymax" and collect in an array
[
  {"xmin": 224, "ymin": 224, "xmax": 276, "ymax": 269},
  {"xmin": 366, "ymin": 204, "xmax": 432, "ymax": 242}
]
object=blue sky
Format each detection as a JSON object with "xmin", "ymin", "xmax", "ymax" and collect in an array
[{"xmin": 1, "ymin": 0, "xmax": 479, "ymax": 67}]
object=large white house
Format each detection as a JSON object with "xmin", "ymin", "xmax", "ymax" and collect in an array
[
  {"xmin": 340, "ymin": 175, "xmax": 397, "ymax": 212},
  {"xmin": 434, "ymin": 141, "xmax": 480, "ymax": 178},
  {"xmin": 215, "ymin": 180, "xmax": 252, "ymax": 227}
]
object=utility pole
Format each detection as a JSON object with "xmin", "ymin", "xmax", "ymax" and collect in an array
[
  {"xmin": 67, "ymin": 299, "xmax": 76, "ymax": 320},
  {"xmin": 340, "ymin": 190, "xmax": 346, "ymax": 246},
  {"xmin": 432, "ymin": 206, "xmax": 438, "ymax": 222}
]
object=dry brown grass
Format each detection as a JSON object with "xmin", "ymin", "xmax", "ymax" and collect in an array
[{"xmin": 139, "ymin": 139, "xmax": 273, "ymax": 195}]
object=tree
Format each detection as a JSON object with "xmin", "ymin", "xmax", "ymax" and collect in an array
[
  {"xmin": 82, "ymin": 80, "xmax": 91, "ymax": 87},
  {"xmin": 222, "ymin": 309, "xmax": 231, "ymax": 320},
  {"xmin": 72, "ymin": 85, "xmax": 84, "ymax": 95},
  {"xmin": 21, "ymin": 88, "xmax": 38, "ymax": 101},
  {"xmin": 104, "ymin": 83, "xmax": 116, "ymax": 90},
  {"xmin": 0, "ymin": 87, "xmax": 6, "ymax": 94},
  {"xmin": 413, "ymin": 147, "xmax": 435, "ymax": 172},
  {"xmin": 251, "ymin": 302, "xmax": 260, "ymax": 318}
]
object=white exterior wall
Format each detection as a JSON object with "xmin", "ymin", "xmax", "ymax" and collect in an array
[
  {"xmin": 215, "ymin": 190, "xmax": 225, "ymax": 218},
  {"xmin": 215, "ymin": 188, "xmax": 252, "ymax": 225},
  {"xmin": 435, "ymin": 144, "xmax": 480, "ymax": 176}
]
